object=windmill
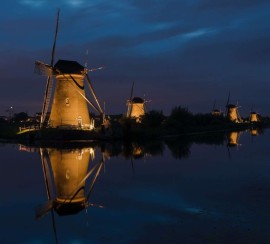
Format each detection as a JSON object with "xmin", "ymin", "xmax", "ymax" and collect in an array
[
  {"xmin": 35, "ymin": 9, "xmax": 104, "ymax": 129},
  {"xmin": 211, "ymin": 100, "xmax": 222, "ymax": 116},
  {"xmin": 225, "ymin": 92, "xmax": 242, "ymax": 123},
  {"xmin": 126, "ymin": 81, "xmax": 146, "ymax": 123},
  {"xmin": 249, "ymin": 105, "xmax": 260, "ymax": 123}
]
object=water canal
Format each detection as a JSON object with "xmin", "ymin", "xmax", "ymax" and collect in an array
[{"xmin": 0, "ymin": 128, "xmax": 270, "ymax": 243}]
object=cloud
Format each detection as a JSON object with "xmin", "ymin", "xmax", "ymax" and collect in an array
[
  {"xmin": 18, "ymin": 0, "xmax": 46, "ymax": 8},
  {"xmin": 66, "ymin": 0, "xmax": 85, "ymax": 7},
  {"xmin": 198, "ymin": 0, "xmax": 270, "ymax": 10}
]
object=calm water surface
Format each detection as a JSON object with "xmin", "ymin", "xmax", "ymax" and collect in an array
[{"xmin": 0, "ymin": 129, "xmax": 270, "ymax": 243}]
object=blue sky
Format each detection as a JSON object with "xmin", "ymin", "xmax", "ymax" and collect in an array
[{"xmin": 1, "ymin": 0, "xmax": 270, "ymax": 116}]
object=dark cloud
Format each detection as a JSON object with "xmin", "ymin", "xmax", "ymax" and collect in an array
[{"xmin": 198, "ymin": 0, "xmax": 270, "ymax": 10}]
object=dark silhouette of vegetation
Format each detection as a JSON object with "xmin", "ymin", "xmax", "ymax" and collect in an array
[
  {"xmin": 141, "ymin": 110, "xmax": 165, "ymax": 128},
  {"xmin": 0, "ymin": 105, "xmax": 269, "ymax": 141},
  {"xmin": 13, "ymin": 112, "xmax": 29, "ymax": 123}
]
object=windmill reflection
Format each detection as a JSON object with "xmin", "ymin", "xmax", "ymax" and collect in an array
[
  {"xmin": 250, "ymin": 128, "xmax": 263, "ymax": 137},
  {"xmin": 227, "ymin": 131, "xmax": 241, "ymax": 147},
  {"xmin": 37, "ymin": 147, "xmax": 104, "ymax": 218}
]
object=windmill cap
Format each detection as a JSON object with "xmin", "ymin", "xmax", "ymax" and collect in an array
[
  {"xmin": 54, "ymin": 60, "xmax": 84, "ymax": 74},
  {"xmin": 132, "ymin": 97, "xmax": 144, "ymax": 103},
  {"xmin": 227, "ymin": 104, "xmax": 237, "ymax": 108}
]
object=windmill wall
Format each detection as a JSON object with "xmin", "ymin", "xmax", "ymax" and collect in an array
[
  {"xmin": 227, "ymin": 107, "xmax": 242, "ymax": 123},
  {"xmin": 249, "ymin": 112, "xmax": 259, "ymax": 122},
  {"xmin": 49, "ymin": 74, "xmax": 92, "ymax": 129},
  {"xmin": 127, "ymin": 102, "xmax": 145, "ymax": 122}
]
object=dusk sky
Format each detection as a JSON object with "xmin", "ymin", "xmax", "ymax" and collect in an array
[{"xmin": 1, "ymin": 0, "xmax": 270, "ymax": 117}]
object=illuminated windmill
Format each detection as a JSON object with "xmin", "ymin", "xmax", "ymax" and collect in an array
[
  {"xmin": 225, "ymin": 92, "xmax": 242, "ymax": 123},
  {"xmin": 35, "ymin": 10, "xmax": 104, "ymax": 129},
  {"xmin": 249, "ymin": 111, "xmax": 260, "ymax": 123},
  {"xmin": 126, "ymin": 82, "xmax": 146, "ymax": 123}
]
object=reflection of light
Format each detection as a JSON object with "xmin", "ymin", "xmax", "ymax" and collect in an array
[
  {"xmin": 89, "ymin": 148, "xmax": 95, "ymax": 160},
  {"xmin": 19, "ymin": 144, "xmax": 38, "ymax": 152},
  {"xmin": 89, "ymin": 203, "xmax": 105, "ymax": 209},
  {"xmin": 250, "ymin": 129, "xmax": 258, "ymax": 136},
  {"xmin": 65, "ymin": 169, "xmax": 70, "ymax": 180},
  {"xmin": 77, "ymin": 150, "xmax": 83, "ymax": 160}
]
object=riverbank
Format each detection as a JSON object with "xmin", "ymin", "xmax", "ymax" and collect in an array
[{"xmin": 0, "ymin": 119, "xmax": 266, "ymax": 145}]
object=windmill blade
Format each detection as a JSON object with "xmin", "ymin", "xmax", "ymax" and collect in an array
[
  {"xmin": 226, "ymin": 91, "xmax": 230, "ymax": 107},
  {"xmin": 40, "ymin": 149, "xmax": 54, "ymax": 199},
  {"xmin": 236, "ymin": 109, "xmax": 242, "ymax": 122},
  {"xmin": 35, "ymin": 200, "xmax": 54, "ymax": 219},
  {"xmin": 36, "ymin": 149, "xmax": 55, "ymax": 219},
  {"xmin": 85, "ymin": 74, "xmax": 104, "ymax": 115},
  {"xmin": 86, "ymin": 159, "xmax": 104, "ymax": 201},
  {"xmin": 51, "ymin": 8, "xmax": 60, "ymax": 67},
  {"xmin": 224, "ymin": 91, "xmax": 230, "ymax": 116},
  {"xmin": 39, "ymin": 9, "xmax": 60, "ymax": 127},
  {"xmin": 225, "ymin": 91, "xmax": 230, "ymax": 115},
  {"xmin": 88, "ymin": 66, "xmax": 104, "ymax": 72},
  {"xmin": 129, "ymin": 81, "xmax": 134, "ymax": 101},
  {"xmin": 68, "ymin": 74, "xmax": 101, "ymax": 114},
  {"xmin": 34, "ymin": 61, "xmax": 53, "ymax": 76},
  {"xmin": 40, "ymin": 76, "xmax": 54, "ymax": 126}
]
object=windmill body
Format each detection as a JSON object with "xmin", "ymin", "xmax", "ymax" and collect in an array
[
  {"xmin": 226, "ymin": 104, "xmax": 242, "ymax": 123},
  {"xmin": 249, "ymin": 112, "xmax": 260, "ymax": 123},
  {"xmin": 49, "ymin": 60, "xmax": 92, "ymax": 129},
  {"xmin": 127, "ymin": 97, "xmax": 145, "ymax": 123}
]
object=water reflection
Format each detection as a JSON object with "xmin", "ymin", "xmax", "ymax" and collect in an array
[
  {"xmin": 33, "ymin": 132, "xmax": 240, "ymax": 221},
  {"xmin": 7, "ymin": 128, "xmax": 269, "ymax": 243},
  {"xmin": 227, "ymin": 131, "xmax": 241, "ymax": 147},
  {"xmin": 99, "ymin": 140, "xmax": 164, "ymax": 160},
  {"xmin": 249, "ymin": 128, "xmax": 263, "ymax": 136},
  {"xmin": 36, "ymin": 147, "xmax": 104, "ymax": 218},
  {"xmin": 28, "ymin": 129, "xmax": 265, "ymax": 220},
  {"xmin": 164, "ymin": 132, "xmax": 227, "ymax": 159}
]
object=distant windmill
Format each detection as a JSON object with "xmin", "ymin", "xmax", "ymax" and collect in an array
[
  {"xmin": 225, "ymin": 92, "xmax": 242, "ymax": 123},
  {"xmin": 211, "ymin": 100, "xmax": 222, "ymax": 116},
  {"xmin": 126, "ymin": 81, "xmax": 146, "ymax": 123},
  {"xmin": 249, "ymin": 106, "xmax": 260, "ymax": 123},
  {"xmin": 35, "ymin": 9, "xmax": 104, "ymax": 129},
  {"xmin": 249, "ymin": 112, "xmax": 260, "ymax": 123}
]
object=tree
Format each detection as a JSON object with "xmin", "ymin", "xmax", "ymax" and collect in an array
[{"xmin": 13, "ymin": 112, "xmax": 29, "ymax": 123}]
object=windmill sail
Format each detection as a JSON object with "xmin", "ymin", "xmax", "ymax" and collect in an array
[{"xmin": 40, "ymin": 9, "xmax": 60, "ymax": 127}]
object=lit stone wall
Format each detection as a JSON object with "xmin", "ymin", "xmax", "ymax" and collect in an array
[
  {"xmin": 49, "ymin": 74, "xmax": 91, "ymax": 128},
  {"xmin": 227, "ymin": 107, "xmax": 241, "ymax": 122},
  {"xmin": 250, "ymin": 113, "xmax": 258, "ymax": 122},
  {"xmin": 127, "ymin": 102, "xmax": 145, "ymax": 118}
]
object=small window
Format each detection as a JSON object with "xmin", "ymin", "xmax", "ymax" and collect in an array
[{"xmin": 65, "ymin": 98, "xmax": 70, "ymax": 106}]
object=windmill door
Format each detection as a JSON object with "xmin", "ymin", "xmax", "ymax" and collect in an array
[{"xmin": 77, "ymin": 116, "xmax": 82, "ymax": 128}]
